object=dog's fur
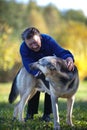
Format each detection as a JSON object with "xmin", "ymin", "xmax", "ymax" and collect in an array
[{"xmin": 9, "ymin": 56, "xmax": 79, "ymax": 130}]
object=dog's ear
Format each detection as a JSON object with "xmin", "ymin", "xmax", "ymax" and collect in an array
[{"xmin": 55, "ymin": 58, "xmax": 68, "ymax": 72}]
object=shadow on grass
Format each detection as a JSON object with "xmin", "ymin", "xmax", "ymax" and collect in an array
[{"xmin": 0, "ymin": 100, "xmax": 87, "ymax": 130}]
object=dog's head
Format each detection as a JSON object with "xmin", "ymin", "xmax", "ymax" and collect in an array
[{"xmin": 30, "ymin": 56, "xmax": 70, "ymax": 79}]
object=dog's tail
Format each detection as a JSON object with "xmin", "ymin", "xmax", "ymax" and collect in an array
[{"xmin": 8, "ymin": 71, "xmax": 19, "ymax": 104}]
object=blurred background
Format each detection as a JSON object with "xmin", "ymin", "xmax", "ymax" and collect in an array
[{"xmin": 0, "ymin": 0, "xmax": 87, "ymax": 82}]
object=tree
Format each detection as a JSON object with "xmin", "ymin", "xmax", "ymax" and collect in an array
[
  {"xmin": 26, "ymin": 0, "xmax": 49, "ymax": 33},
  {"xmin": 43, "ymin": 4, "xmax": 61, "ymax": 36},
  {"xmin": 62, "ymin": 9, "xmax": 86, "ymax": 23}
]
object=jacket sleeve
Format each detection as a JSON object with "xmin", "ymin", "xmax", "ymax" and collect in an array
[
  {"xmin": 20, "ymin": 45, "xmax": 38, "ymax": 75},
  {"xmin": 47, "ymin": 35, "xmax": 74, "ymax": 61}
]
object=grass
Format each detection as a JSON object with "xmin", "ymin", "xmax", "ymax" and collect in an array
[{"xmin": 0, "ymin": 81, "xmax": 87, "ymax": 130}]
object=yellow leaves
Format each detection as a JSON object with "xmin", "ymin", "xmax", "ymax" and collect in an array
[
  {"xmin": 3, "ymin": 46, "xmax": 15, "ymax": 70},
  {"xmin": 0, "ymin": 41, "xmax": 20, "ymax": 71},
  {"xmin": 75, "ymin": 58, "xmax": 87, "ymax": 80},
  {"xmin": 28, "ymin": 9, "xmax": 49, "ymax": 33},
  {"xmin": 0, "ymin": 23, "xmax": 13, "ymax": 40},
  {"xmin": 59, "ymin": 21, "xmax": 87, "ymax": 80},
  {"xmin": 66, "ymin": 41, "xmax": 87, "ymax": 80},
  {"xmin": 2, "ymin": 34, "xmax": 8, "ymax": 40},
  {"xmin": 71, "ymin": 49, "xmax": 87, "ymax": 80},
  {"xmin": 0, "ymin": 23, "xmax": 20, "ymax": 71},
  {"xmin": 5, "ymin": 27, "xmax": 13, "ymax": 34},
  {"xmin": 3, "ymin": 23, "xmax": 13, "ymax": 34},
  {"xmin": 0, "ymin": 23, "xmax": 13, "ymax": 34}
]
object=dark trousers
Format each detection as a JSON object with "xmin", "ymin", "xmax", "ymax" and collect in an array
[
  {"xmin": 27, "ymin": 92, "xmax": 52, "ymax": 115},
  {"xmin": 27, "ymin": 74, "xmax": 52, "ymax": 115}
]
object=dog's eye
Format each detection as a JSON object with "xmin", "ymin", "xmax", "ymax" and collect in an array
[{"xmin": 47, "ymin": 63, "xmax": 56, "ymax": 70}]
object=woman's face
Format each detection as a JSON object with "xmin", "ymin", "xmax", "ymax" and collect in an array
[{"xmin": 25, "ymin": 35, "xmax": 41, "ymax": 52}]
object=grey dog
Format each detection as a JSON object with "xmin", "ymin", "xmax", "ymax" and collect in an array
[{"xmin": 9, "ymin": 56, "xmax": 79, "ymax": 130}]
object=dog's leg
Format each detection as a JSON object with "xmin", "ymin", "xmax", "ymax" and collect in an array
[
  {"xmin": 13, "ymin": 93, "xmax": 29, "ymax": 121},
  {"xmin": 13, "ymin": 98, "xmax": 25, "ymax": 121},
  {"xmin": 18, "ymin": 97, "xmax": 26, "ymax": 121},
  {"xmin": 66, "ymin": 96, "xmax": 75, "ymax": 126},
  {"xmin": 13, "ymin": 101, "xmax": 20, "ymax": 120},
  {"xmin": 50, "ymin": 87, "xmax": 60, "ymax": 130},
  {"xmin": 18, "ymin": 89, "xmax": 36, "ymax": 121}
]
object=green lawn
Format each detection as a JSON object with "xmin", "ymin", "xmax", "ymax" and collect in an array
[{"xmin": 0, "ymin": 81, "xmax": 87, "ymax": 130}]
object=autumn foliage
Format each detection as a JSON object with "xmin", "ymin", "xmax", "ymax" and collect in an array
[{"xmin": 0, "ymin": 0, "xmax": 87, "ymax": 81}]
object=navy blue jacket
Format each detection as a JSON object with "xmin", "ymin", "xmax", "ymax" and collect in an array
[{"xmin": 20, "ymin": 34, "xmax": 74, "ymax": 75}]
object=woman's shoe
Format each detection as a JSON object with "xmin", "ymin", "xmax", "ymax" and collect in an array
[
  {"xmin": 40, "ymin": 114, "xmax": 51, "ymax": 122},
  {"xmin": 25, "ymin": 114, "xmax": 33, "ymax": 121}
]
